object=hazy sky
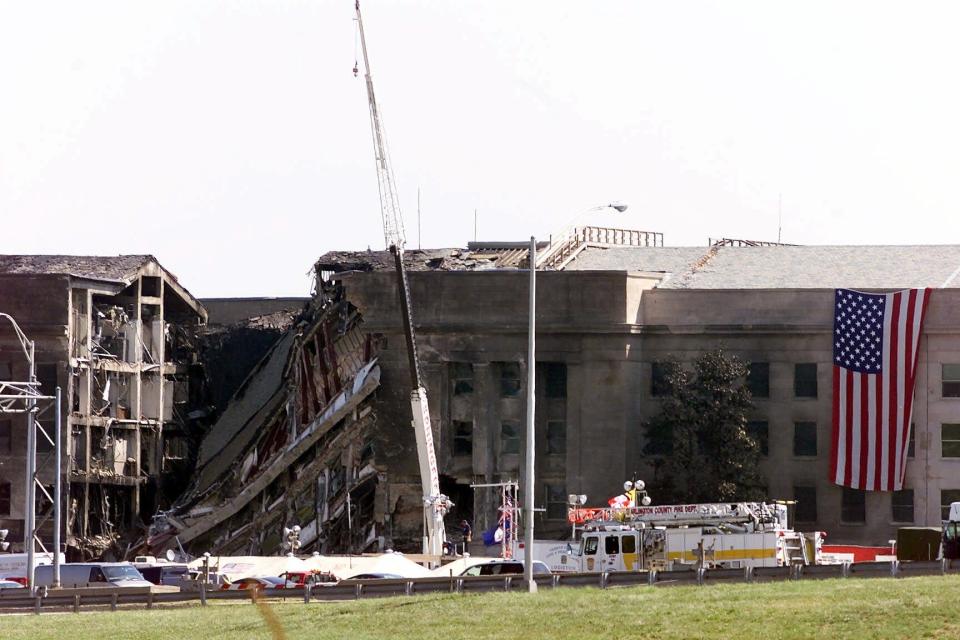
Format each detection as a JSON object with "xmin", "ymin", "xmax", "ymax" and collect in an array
[{"xmin": 3, "ymin": 1, "xmax": 959, "ymax": 297}]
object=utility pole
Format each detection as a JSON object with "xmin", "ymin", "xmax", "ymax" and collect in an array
[{"xmin": 523, "ymin": 236, "xmax": 537, "ymax": 593}]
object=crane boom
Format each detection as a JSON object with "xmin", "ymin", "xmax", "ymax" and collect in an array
[
  {"xmin": 355, "ymin": 0, "xmax": 405, "ymax": 251},
  {"xmin": 354, "ymin": 0, "xmax": 446, "ymax": 558}
]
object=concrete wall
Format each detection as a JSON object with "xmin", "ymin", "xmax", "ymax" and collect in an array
[{"xmin": 336, "ymin": 269, "xmax": 960, "ymax": 546}]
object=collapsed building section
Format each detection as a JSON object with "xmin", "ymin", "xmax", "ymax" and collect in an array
[
  {"xmin": 150, "ymin": 281, "xmax": 386, "ymax": 556},
  {"xmin": 0, "ymin": 255, "xmax": 206, "ymax": 559}
]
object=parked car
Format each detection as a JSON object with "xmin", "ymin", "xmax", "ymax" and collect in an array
[
  {"xmin": 221, "ymin": 576, "xmax": 286, "ymax": 591},
  {"xmin": 459, "ymin": 560, "xmax": 551, "ymax": 577},
  {"xmin": 0, "ymin": 579, "xmax": 25, "ymax": 590},
  {"xmin": 344, "ymin": 573, "xmax": 404, "ymax": 580},
  {"xmin": 35, "ymin": 563, "xmax": 153, "ymax": 589},
  {"xmin": 279, "ymin": 570, "xmax": 338, "ymax": 589}
]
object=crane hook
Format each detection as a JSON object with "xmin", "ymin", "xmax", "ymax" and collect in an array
[{"xmin": 353, "ymin": 62, "xmax": 359, "ymax": 77}]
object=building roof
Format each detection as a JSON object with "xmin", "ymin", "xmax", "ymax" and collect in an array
[
  {"xmin": 568, "ymin": 245, "xmax": 960, "ymax": 290},
  {"xmin": 0, "ymin": 254, "xmax": 154, "ymax": 282},
  {"xmin": 319, "ymin": 244, "xmax": 960, "ymax": 290}
]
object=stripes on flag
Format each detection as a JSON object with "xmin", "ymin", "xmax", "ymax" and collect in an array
[{"xmin": 830, "ymin": 288, "xmax": 930, "ymax": 491}]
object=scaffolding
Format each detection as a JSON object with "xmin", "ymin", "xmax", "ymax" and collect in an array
[
  {"xmin": 0, "ymin": 313, "xmax": 62, "ymax": 591},
  {"xmin": 470, "ymin": 481, "xmax": 519, "ymax": 560}
]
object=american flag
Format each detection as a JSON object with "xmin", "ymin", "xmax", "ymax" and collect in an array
[{"xmin": 830, "ymin": 287, "xmax": 931, "ymax": 491}]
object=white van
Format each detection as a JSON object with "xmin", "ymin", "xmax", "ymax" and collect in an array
[{"xmin": 34, "ymin": 563, "xmax": 153, "ymax": 588}]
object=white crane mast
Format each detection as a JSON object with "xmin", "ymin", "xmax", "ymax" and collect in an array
[
  {"xmin": 355, "ymin": 0, "xmax": 406, "ymax": 251},
  {"xmin": 353, "ymin": 0, "xmax": 447, "ymax": 558}
]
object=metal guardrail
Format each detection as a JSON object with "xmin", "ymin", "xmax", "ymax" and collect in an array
[{"xmin": 1, "ymin": 560, "xmax": 958, "ymax": 614}]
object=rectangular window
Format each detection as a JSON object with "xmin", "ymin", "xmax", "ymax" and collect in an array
[
  {"xmin": 794, "ymin": 363, "xmax": 818, "ymax": 398},
  {"xmin": 942, "ymin": 424, "xmax": 960, "ymax": 458},
  {"xmin": 747, "ymin": 362, "xmax": 770, "ymax": 398},
  {"xmin": 651, "ymin": 362, "xmax": 671, "ymax": 398},
  {"xmin": 941, "ymin": 489, "xmax": 960, "ymax": 521},
  {"xmin": 500, "ymin": 422, "xmax": 520, "ymax": 455},
  {"xmin": 605, "ymin": 535, "xmax": 620, "ymax": 555},
  {"xmin": 793, "ymin": 422, "xmax": 817, "ymax": 457},
  {"xmin": 841, "ymin": 488, "xmax": 866, "ymax": 524},
  {"xmin": 621, "ymin": 535, "xmax": 636, "ymax": 554},
  {"xmin": 546, "ymin": 420, "xmax": 566, "ymax": 455},
  {"xmin": 545, "ymin": 484, "xmax": 566, "ymax": 520},
  {"xmin": 908, "ymin": 424, "xmax": 915, "ymax": 458},
  {"xmin": 793, "ymin": 486, "xmax": 817, "ymax": 523},
  {"xmin": 453, "ymin": 421, "xmax": 473, "ymax": 456},
  {"xmin": 0, "ymin": 482, "xmax": 10, "ymax": 516},
  {"xmin": 499, "ymin": 363, "xmax": 521, "ymax": 397},
  {"xmin": 450, "ymin": 363, "xmax": 474, "ymax": 396},
  {"xmin": 747, "ymin": 420, "xmax": 769, "ymax": 456},
  {"xmin": 892, "ymin": 489, "xmax": 914, "ymax": 523},
  {"xmin": 545, "ymin": 363, "xmax": 567, "ymax": 399},
  {"xmin": 0, "ymin": 420, "xmax": 10, "ymax": 454},
  {"xmin": 943, "ymin": 364, "xmax": 960, "ymax": 398}
]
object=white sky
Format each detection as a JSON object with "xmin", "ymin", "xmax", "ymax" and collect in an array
[{"xmin": 2, "ymin": 1, "xmax": 959, "ymax": 297}]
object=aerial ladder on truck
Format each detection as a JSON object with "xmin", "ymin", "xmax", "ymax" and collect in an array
[
  {"xmin": 567, "ymin": 501, "xmax": 820, "ymax": 571},
  {"xmin": 353, "ymin": 0, "xmax": 448, "ymax": 558}
]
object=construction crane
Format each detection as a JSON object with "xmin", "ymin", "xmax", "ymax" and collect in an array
[{"xmin": 353, "ymin": 0, "xmax": 448, "ymax": 558}]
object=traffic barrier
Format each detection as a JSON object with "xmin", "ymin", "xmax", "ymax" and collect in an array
[
  {"xmin": 847, "ymin": 561, "xmax": 895, "ymax": 579},
  {"xmin": 651, "ymin": 568, "xmax": 700, "ymax": 587},
  {"xmin": 459, "ymin": 576, "xmax": 511, "ymax": 593},
  {"xmin": 3, "ymin": 560, "xmax": 960, "ymax": 615},
  {"xmin": 897, "ymin": 560, "xmax": 944, "ymax": 577},
  {"xmin": 699, "ymin": 567, "xmax": 746, "ymax": 584},
  {"xmin": 751, "ymin": 566, "xmax": 792, "ymax": 582},
  {"xmin": 605, "ymin": 571, "xmax": 651, "ymax": 588},
  {"xmin": 795, "ymin": 563, "xmax": 845, "ymax": 580},
  {"xmin": 554, "ymin": 572, "xmax": 598, "ymax": 588}
]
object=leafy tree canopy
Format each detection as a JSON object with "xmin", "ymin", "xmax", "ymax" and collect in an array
[{"xmin": 643, "ymin": 349, "xmax": 766, "ymax": 504}]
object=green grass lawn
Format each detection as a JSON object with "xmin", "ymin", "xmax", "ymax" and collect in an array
[{"xmin": 1, "ymin": 576, "xmax": 959, "ymax": 640}]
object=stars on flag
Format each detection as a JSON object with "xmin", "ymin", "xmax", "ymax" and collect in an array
[{"xmin": 833, "ymin": 289, "xmax": 885, "ymax": 373}]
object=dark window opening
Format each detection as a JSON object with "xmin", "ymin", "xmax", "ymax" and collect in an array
[
  {"xmin": 545, "ymin": 484, "xmax": 567, "ymax": 520},
  {"xmin": 793, "ymin": 422, "xmax": 817, "ymax": 457},
  {"xmin": 0, "ymin": 420, "xmax": 10, "ymax": 454},
  {"xmin": 141, "ymin": 275, "xmax": 161, "ymax": 297},
  {"xmin": 546, "ymin": 420, "xmax": 566, "ymax": 455},
  {"xmin": 841, "ymin": 488, "xmax": 866, "ymax": 524},
  {"xmin": 0, "ymin": 482, "xmax": 10, "ymax": 516},
  {"xmin": 747, "ymin": 362, "xmax": 770, "ymax": 398},
  {"xmin": 747, "ymin": 420, "xmax": 769, "ymax": 456},
  {"xmin": 604, "ymin": 535, "xmax": 620, "ymax": 555},
  {"xmin": 450, "ymin": 362, "xmax": 474, "ymax": 396},
  {"xmin": 892, "ymin": 489, "xmax": 914, "ymax": 523},
  {"xmin": 651, "ymin": 362, "xmax": 671, "ymax": 398},
  {"xmin": 943, "ymin": 364, "xmax": 960, "ymax": 398},
  {"xmin": 621, "ymin": 535, "xmax": 636, "ymax": 554},
  {"xmin": 500, "ymin": 422, "xmax": 520, "ymax": 455},
  {"xmin": 545, "ymin": 363, "xmax": 567, "ymax": 399},
  {"xmin": 794, "ymin": 486, "xmax": 817, "ymax": 523},
  {"xmin": 794, "ymin": 363, "xmax": 818, "ymax": 398},
  {"xmin": 453, "ymin": 421, "xmax": 473, "ymax": 457},
  {"xmin": 499, "ymin": 363, "xmax": 521, "ymax": 397},
  {"xmin": 943, "ymin": 424, "xmax": 960, "ymax": 458},
  {"xmin": 35, "ymin": 363, "xmax": 58, "ymax": 397},
  {"xmin": 583, "ymin": 536, "xmax": 598, "ymax": 555},
  {"xmin": 941, "ymin": 489, "xmax": 960, "ymax": 521}
]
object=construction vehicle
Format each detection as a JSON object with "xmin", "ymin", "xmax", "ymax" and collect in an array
[
  {"xmin": 564, "ymin": 502, "xmax": 822, "ymax": 572},
  {"xmin": 353, "ymin": 1, "xmax": 448, "ymax": 557}
]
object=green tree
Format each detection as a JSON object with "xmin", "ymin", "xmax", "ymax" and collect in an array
[{"xmin": 643, "ymin": 349, "xmax": 765, "ymax": 504}]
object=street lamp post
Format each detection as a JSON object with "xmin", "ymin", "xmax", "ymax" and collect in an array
[{"xmin": 523, "ymin": 236, "xmax": 537, "ymax": 593}]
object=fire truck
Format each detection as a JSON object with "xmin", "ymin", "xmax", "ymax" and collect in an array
[{"xmin": 567, "ymin": 502, "xmax": 822, "ymax": 572}]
